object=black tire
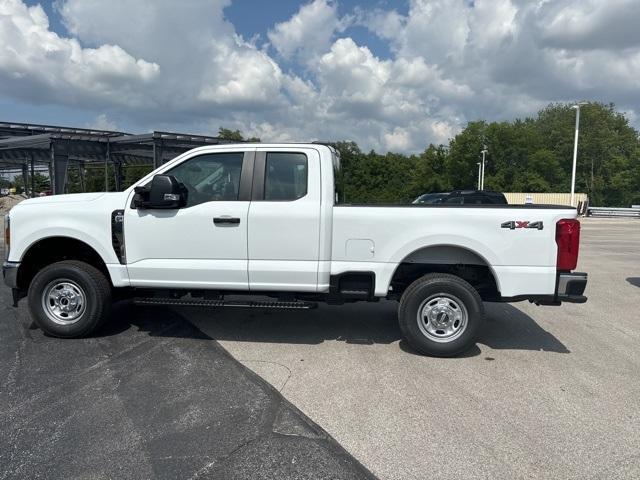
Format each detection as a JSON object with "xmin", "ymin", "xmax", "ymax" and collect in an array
[
  {"xmin": 398, "ymin": 273, "xmax": 484, "ymax": 357},
  {"xmin": 28, "ymin": 260, "xmax": 112, "ymax": 338}
]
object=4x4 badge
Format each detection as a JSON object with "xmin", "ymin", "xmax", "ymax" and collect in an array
[{"xmin": 501, "ymin": 221, "xmax": 544, "ymax": 230}]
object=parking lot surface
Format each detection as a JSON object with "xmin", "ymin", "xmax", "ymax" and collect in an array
[
  {"xmin": 189, "ymin": 218, "xmax": 640, "ymax": 480},
  {"xmin": 0, "ymin": 293, "xmax": 375, "ymax": 479}
]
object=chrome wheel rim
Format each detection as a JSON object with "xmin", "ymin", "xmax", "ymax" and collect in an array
[
  {"xmin": 42, "ymin": 279, "xmax": 86, "ymax": 325},
  {"xmin": 417, "ymin": 294, "xmax": 468, "ymax": 343}
]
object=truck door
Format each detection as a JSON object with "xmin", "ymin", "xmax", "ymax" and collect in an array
[
  {"xmin": 247, "ymin": 148, "xmax": 322, "ymax": 291},
  {"xmin": 124, "ymin": 149, "xmax": 254, "ymax": 289}
]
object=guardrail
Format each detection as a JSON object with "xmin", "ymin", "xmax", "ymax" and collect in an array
[{"xmin": 587, "ymin": 207, "xmax": 640, "ymax": 218}]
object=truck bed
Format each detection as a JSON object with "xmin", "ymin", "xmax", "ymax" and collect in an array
[{"xmin": 330, "ymin": 204, "xmax": 577, "ymax": 297}]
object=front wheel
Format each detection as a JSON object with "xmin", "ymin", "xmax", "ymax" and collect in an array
[
  {"xmin": 398, "ymin": 273, "xmax": 484, "ymax": 357},
  {"xmin": 28, "ymin": 260, "xmax": 112, "ymax": 338}
]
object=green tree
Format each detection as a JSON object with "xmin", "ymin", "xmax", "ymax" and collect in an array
[
  {"xmin": 535, "ymin": 102, "xmax": 639, "ymax": 205},
  {"xmin": 217, "ymin": 127, "xmax": 260, "ymax": 142},
  {"xmin": 123, "ymin": 165, "xmax": 154, "ymax": 189},
  {"xmin": 218, "ymin": 127, "xmax": 244, "ymax": 141},
  {"xmin": 11, "ymin": 173, "xmax": 50, "ymax": 194},
  {"xmin": 445, "ymin": 121, "xmax": 487, "ymax": 190},
  {"xmin": 409, "ymin": 145, "xmax": 450, "ymax": 196}
]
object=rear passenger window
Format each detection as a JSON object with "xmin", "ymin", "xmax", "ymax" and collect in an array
[{"xmin": 264, "ymin": 153, "xmax": 308, "ymax": 201}]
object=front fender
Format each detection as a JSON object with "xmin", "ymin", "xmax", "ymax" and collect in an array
[
  {"xmin": 7, "ymin": 194, "xmax": 127, "ymax": 266},
  {"xmin": 12, "ymin": 228, "xmax": 116, "ymax": 265}
]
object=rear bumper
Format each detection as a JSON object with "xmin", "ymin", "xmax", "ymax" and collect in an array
[
  {"xmin": 3, "ymin": 261, "xmax": 19, "ymax": 289},
  {"xmin": 556, "ymin": 272, "xmax": 587, "ymax": 303},
  {"xmin": 500, "ymin": 271, "xmax": 588, "ymax": 305}
]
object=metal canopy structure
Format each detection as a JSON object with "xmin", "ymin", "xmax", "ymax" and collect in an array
[{"xmin": 0, "ymin": 121, "xmax": 237, "ymax": 195}]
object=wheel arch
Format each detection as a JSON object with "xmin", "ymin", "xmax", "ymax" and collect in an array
[
  {"xmin": 387, "ymin": 243, "xmax": 501, "ymax": 301},
  {"xmin": 17, "ymin": 236, "xmax": 111, "ymax": 291}
]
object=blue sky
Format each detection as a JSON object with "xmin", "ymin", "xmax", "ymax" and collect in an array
[
  {"xmin": 2, "ymin": 0, "xmax": 639, "ymax": 152},
  {"xmin": 224, "ymin": 0, "xmax": 404, "ymax": 59}
]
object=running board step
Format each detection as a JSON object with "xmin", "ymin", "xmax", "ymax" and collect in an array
[
  {"xmin": 134, "ymin": 297, "xmax": 318, "ymax": 309},
  {"xmin": 340, "ymin": 289, "xmax": 369, "ymax": 296}
]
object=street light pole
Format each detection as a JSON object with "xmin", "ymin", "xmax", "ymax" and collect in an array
[
  {"xmin": 480, "ymin": 147, "xmax": 488, "ymax": 190},
  {"xmin": 571, "ymin": 102, "xmax": 586, "ymax": 207},
  {"xmin": 477, "ymin": 162, "xmax": 481, "ymax": 190}
]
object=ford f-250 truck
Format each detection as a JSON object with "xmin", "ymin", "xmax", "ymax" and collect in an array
[{"xmin": 3, "ymin": 144, "xmax": 587, "ymax": 356}]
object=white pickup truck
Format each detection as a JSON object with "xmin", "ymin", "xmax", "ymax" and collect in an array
[{"xmin": 3, "ymin": 144, "xmax": 587, "ymax": 356}]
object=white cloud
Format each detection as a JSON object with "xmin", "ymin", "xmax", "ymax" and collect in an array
[
  {"xmin": 87, "ymin": 113, "xmax": 118, "ymax": 131},
  {"xmin": 308, "ymin": 38, "xmax": 472, "ymax": 150},
  {"xmin": 384, "ymin": 128, "xmax": 410, "ymax": 152},
  {"xmin": 0, "ymin": 0, "xmax": 159, "ymax": 108},
  {"xmin": 358, "ymin": 0, "xmax": 640, "ymax": 135},
  {"xmin": 267, "ymin": 0, "xmax": 349, "ymax": 61},
  {"xmin": 0, "ymin": 0, "xmax": 639, "ymax": 153},
  {"xmin": 355, "ymin": 7, "xmax": 405, "ymax": 45},
  {"xmin": 317, "ymin": 38, "xmax": 390, "ymax": 104},
  {"xmin": 539, "ymin": 0, "xmax": 640, "ymax": 51},
  {"xmin": 197, "ymin": 40, "xmax": 284, "ymax": 107},
  {"xmin": 57, "ymin": 0, "xmax": 285, "ymax": 114}
]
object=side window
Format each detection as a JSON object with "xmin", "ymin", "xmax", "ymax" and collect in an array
[
  {"xmin": 264, "ymin": 152, "xmax": 308, "ymax": 201},
  {"xmin": 444, "ymin": 196, "xmax": 463, "ymax": 204},
  {"xmin": 166, "ymin": 152, "xmax": 244, "ymax": 207},
  {"xmin": 464, "ymin": 196, "xmax": 484, "ymax": 204}
]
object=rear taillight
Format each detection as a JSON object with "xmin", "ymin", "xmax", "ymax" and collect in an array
[{"xmin": 556, "ymin": 219, "xmax": 580, "ymax": 271}]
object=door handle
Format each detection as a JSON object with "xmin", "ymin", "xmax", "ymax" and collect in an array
[{"xmin": 213, "ymin": 216, "xmax": 241, "ymax": 225}]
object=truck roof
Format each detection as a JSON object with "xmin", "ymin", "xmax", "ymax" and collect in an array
[{"xmin": 186, "ymin": 142, "xmax": 334, "ymax": 150}]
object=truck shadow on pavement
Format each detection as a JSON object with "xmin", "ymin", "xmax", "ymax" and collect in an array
[
  {"xmin": 480, "ymin": 303, "xmax": 570, "ymax": 354},
  {"xmin": 129, "ymin": 300, "xmax": 570, "ymax": 356}
]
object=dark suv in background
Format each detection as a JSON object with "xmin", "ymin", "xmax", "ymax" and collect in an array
[{"xmin": 413, "ymin": 190, "xmax": 508, "ymax": 205}]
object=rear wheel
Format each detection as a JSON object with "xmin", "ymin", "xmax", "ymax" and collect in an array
[
  {"xmin": 28, "ymin": 260, "xmax": 112, "ymax": 338},
  {"xmin": 398, "ymin": 273, "xmax": 484, "ymax": 357}
]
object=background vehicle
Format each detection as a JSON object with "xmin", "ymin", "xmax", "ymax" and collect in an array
[
  {"xmin": 3, "ymin": 144, "xmax": 587, "ymax": 356},
  {"xmin": 413, "ymin": 190, "xmax": 508, "ymax": 205},
  {"xmin": 412, "ymin": 192, "xmax": 449, "ymax": 204}
]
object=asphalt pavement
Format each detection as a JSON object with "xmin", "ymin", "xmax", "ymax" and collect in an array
[
  {"xmin": 188, "ymin": 217, "xmax": 640, "ymax": 480},
  {"xmin": 0, "ymin": 291, "xmax": 375, "ymax": 479}
]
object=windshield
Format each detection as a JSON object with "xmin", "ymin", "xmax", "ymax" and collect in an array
[{"xmin": 413, "ymin": 193, "xmax": 447, "ymax": 204}]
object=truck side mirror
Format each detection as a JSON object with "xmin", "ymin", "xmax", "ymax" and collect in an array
[{"xmin": 133, "ymin": 174, "xmax": 187, "ymax": 209}]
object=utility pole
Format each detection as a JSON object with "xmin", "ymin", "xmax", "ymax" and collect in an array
[
  {"xmin": 476, "ymin": 162, "xmax": 481, "ymax": 190},
  {"xmin": 480, "ymin": 146, "xmax": 488, "ymax": 191},
  {"xmin": 571, "ymin": 102, "xmax": 586, "ymax": 207}
]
